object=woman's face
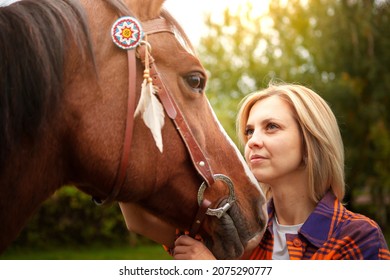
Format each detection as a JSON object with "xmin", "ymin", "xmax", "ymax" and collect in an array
[{"xmin": 244, "ymin": 95, "xmax": 304, "ymax": 186}]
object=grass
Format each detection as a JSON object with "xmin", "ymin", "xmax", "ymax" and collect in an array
[
  {"xmin": 2, "ymin": 229, "xmax": 389, "ymax": 260},
  {"xmin": 0, "ymin": 244, "xmax": 173, "ymax": 260}
]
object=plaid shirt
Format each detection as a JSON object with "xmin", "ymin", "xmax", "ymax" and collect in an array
[{"xmin": 247, "ymin": 191, "xmax": 390, "ymax": 260}]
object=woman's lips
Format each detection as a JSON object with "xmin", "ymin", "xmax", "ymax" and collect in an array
[{"xmin": 250, "ymin": 154, "xmax": 267, "ymax": 164}]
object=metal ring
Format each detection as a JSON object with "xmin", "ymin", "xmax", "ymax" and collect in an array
[
  {"xmin": 136, "ymin": 40, "xmax": 152, "ymax": 58},
  {"xmin": 197, "ymin": 174, "xmax": 236, "ymax": 219}
]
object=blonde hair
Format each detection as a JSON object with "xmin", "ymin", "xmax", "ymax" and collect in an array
[{"xmin": 237, "ymin": 83, "xmax": 345, "ymax": 203}]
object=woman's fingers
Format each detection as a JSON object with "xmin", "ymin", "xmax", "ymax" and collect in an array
[{"xmin": 173, "ymin": 235, "xmax": 216, "ymax": 260}]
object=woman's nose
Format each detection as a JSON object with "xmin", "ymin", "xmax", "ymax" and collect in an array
[{"xmin": 247, "ymin": 131, "xmax": 264, "ymax": 149}]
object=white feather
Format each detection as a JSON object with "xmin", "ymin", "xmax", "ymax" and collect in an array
[
  {"xmin": 135, "ymin": 79, "xmax": 165, "ymax": 153},
  {"xmin": 134, "ymin": 79, "xmax": 148, "ymax": 118}
]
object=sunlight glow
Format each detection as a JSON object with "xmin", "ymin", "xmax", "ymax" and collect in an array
[{"xmin": 164, "ymin": 0, "xmax": 271, "ymax": 45}]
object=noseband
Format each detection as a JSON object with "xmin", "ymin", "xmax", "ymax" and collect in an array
[{"xmin": 94, "ymin": 12, "xmax": 235, "ymax": 237}]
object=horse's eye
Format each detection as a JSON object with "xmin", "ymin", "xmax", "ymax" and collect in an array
[{"xmin": 185, "ymin": 73, "xmax": 206, "ymax": 93}]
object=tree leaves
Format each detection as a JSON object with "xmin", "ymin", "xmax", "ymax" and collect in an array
[{"xmin": 199, "ymin": 0, "xmax": 390, "ymax": 227}]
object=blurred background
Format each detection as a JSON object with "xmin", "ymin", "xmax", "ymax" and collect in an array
[{"xmin": 2, "ymin": 0, "xmax": 389, "ymax": 259}]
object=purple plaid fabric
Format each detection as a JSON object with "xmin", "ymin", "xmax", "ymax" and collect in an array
[{"xmin": 247, "ymin": 191, "xmax": 390, "ymax": 260}]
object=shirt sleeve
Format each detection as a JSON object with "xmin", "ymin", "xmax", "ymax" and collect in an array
[{"xmin": 336, "ymin": 216, "xmax": 390, "ymax": 260}]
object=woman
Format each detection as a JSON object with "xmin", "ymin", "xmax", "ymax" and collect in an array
[{"xmin": 173, "ymin": 83, "xmax": 390, "ymax": 260}]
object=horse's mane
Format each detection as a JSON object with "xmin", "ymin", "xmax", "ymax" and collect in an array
[{"xmin": 0, "ymin": 0, "xmax": 93, "ymax": 170}]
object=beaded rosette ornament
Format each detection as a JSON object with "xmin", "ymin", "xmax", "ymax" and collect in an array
[
  {"xmin": 111, "ymin": 16, "xmax": 165, "ymax": 153},
  {"xmin": 111, "ymin": 16, "xmax": 144, "ymax": 50}
]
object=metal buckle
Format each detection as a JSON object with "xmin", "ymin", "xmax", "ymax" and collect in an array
[{"xmin": 197, "ymin": 174, "xmax": 236, "ymax": 219}]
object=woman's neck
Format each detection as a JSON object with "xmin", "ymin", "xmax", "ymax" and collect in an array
[{"xmin": 270, "ymin": 179, "xmax": 316, "ymax": 226}]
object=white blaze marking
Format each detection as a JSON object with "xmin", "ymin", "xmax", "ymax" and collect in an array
[{"xmin": 206, "ymin": 100, "xmax": 263, "ymax": 193}]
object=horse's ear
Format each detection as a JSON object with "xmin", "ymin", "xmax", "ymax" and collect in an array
[{"xmin": 128, "ymin": 0, "xmax": 165, "ymax": 20}]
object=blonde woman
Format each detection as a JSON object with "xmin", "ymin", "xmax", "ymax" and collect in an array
[{"xmin": 173, "ymin": 83, "xmax": 390, "ymax": 260}]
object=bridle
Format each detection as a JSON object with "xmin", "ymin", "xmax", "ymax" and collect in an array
[{"xmin": 93, "ymin": 12, "xmax": 235, "ymax": 237}]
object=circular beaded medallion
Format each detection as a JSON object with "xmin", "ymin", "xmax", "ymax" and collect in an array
[{"xmin": 111, "ymin": 16, "xmax": 144, "ymax": 50}]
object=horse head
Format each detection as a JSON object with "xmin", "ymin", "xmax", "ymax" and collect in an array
[
  {"xmin": 0, "ymin": 0, "xmax": 267, "ymax": 259},
  {"xmin": 108, "ymin": 0, "xmax": 267, "ymax": 259}
]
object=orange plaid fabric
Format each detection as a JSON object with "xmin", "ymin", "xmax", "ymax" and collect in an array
[{"xmin": 247, "ymin": 191, "xmax": 390, "ymax": 260}]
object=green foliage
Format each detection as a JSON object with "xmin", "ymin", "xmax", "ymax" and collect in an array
[
  {"xmin": 199, "ymin": 0, "xmax": 390, "ymax": 227},
  {"xmin": 8, "ymin": 186, "xmax": 153, "ymax": 250},
  {"xmin": 199, "ymin": 3, "xmax": 272, "ymax": 143},
  {"xmin": 1, "ymin": 244, "xmax": 171, "ymax": 260}
]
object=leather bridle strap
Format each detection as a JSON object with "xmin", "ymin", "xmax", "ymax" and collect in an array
[
  {"xmin": 140, "ymin": 19, "xmax": 217, "ymax": 237},
  {"xmin": 142, "ymin": 18, "xmax": 175, "ymax": 36},
  {"xmin": 93, "ymin": 49, "xmax": 137, "ymax": 205},
  {"xmin": 148, "ymin": 55, "xmax": 216, "ymax": 237},
  {"xmin": 188, "ymin": 199, "xmax": 212, "ymax": 238},
  {"xmin": 148, "ymin": 58, "xmax": 215, "ymax": 188}
]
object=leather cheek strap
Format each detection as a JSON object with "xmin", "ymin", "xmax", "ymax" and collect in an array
[
  {"xmin": 148, "ymin": 61, "xmax": 215, "ymax": 188},
  {"xmin": 189, "ymin": 199, "xmax": 212, "ymax": 238}
]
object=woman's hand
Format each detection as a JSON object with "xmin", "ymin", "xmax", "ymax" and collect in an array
[{"xmin": 173, "ymin": 235, "xmax": 216, "ymax": 260}]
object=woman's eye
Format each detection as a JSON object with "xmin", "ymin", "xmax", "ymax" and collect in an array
[
  {"xmin": 185, "ymin": 73, "xmax": 206, "ymax": 93},
  {"xmin": 244, "ymin": 128, "xmax": 254, "ymax": 136},
  {"xmin": 266, "ymin": 123, "xmax": 279, "ymax": 130}
]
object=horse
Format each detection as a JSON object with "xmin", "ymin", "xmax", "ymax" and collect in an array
[{"xmin": 0, "ymin": 0, "xmax": 267, "ymax": 259}]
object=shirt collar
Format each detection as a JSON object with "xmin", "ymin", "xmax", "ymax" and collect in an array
[
  {"xmin": 266, "ymin": 191, "xmax": 342, "ymax": 248},
  {"xmin": 300, "ymin": 191, "xmax": 342, "ymax": 247}
]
